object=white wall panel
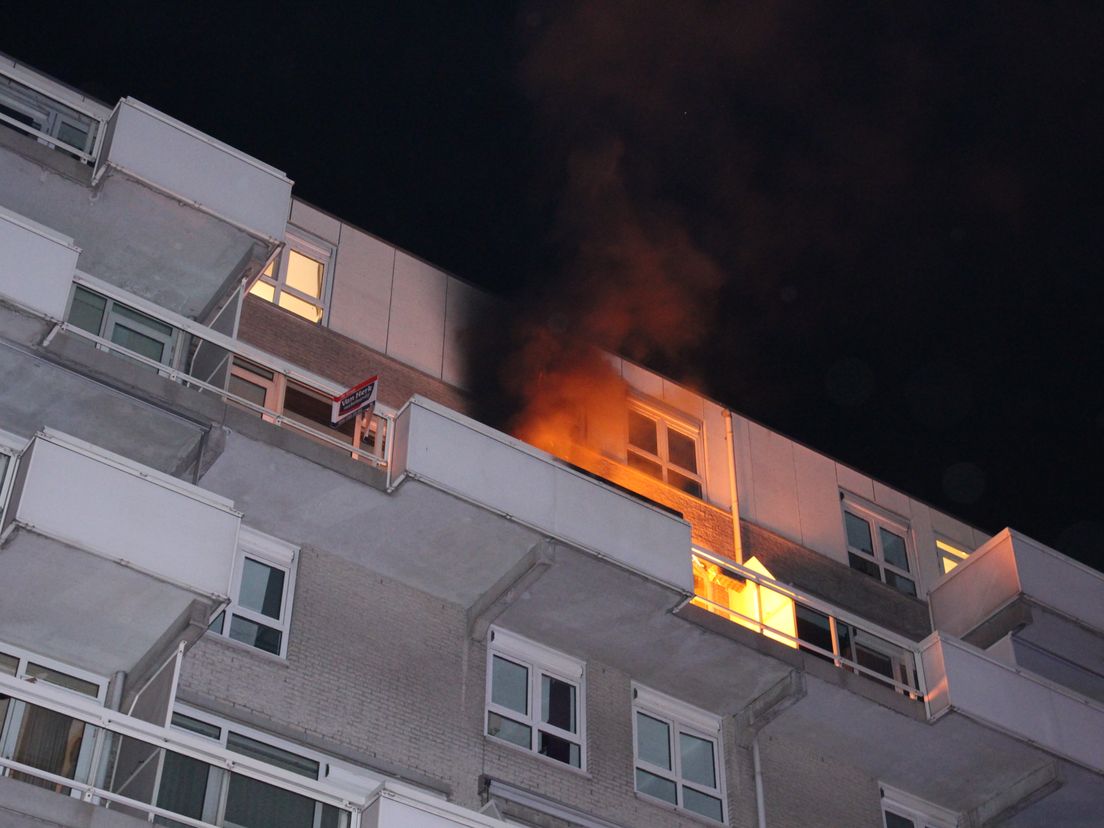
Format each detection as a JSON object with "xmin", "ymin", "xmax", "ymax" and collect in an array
[
  {"xmin": 386, "ymin": 252, "xmax": 447, "ymax": 377},
  {"xmin": 12, "ymin": 432, "xmax": 239, "ymax": 598},
  {"xmin": 748, "ymin": 421, "xmax": 800, "ymax": 542},
  {"xmin": 793, "ymin": 444, "xmax": 845, "ymax": 562},
  {"xmin": 836, "ymin": 464, "xmax": 875, "ymax": 500},
  {"xmin": 701, "ymin": 401, "xmax": 731, "ymax": 509},
  {"xmin": 909, "ymin": 499, "xmax": 942, "ymax": 595},
  {"xmin": 442, "ymin": 277, "xmax": 494, "ymax": 389},
  {"xmin": 661, "ymin": 378, "xmax": 705, "ymax": 421},
  {"xmin": 328, "ymin": 226, "xmax": 396, "ymax": 353},
  {"xmin": 290, "ymin": 199, "xmax": 341, "ymax": 244},
  {"xmin": 0, "ymin": 206, "xmax": 78, "ymax": 319},
  {"xmin": 872, "ymin": 480, "xmax": 911, "ymax": 518},
  {"xmin": 731, "ymin": 414, "xmax": 757, "ymax": 521},
  {"xmin": 103, "ymin": 99, "xmax": 292, "ymax": 241},
  {"xmin": 622, "ymin": 360, "xmax": 663, "ymax": 399}
]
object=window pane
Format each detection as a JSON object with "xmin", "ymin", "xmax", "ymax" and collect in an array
[
  {"xmin": 56, "ymin": 120, "xmax": 88, "ymax": 151},
  {"xmin": 229, "ymin": 374, "xmax": 269, "ymax": 408},
  {"xmin": 880, "ymin": 528, "xmax": 909, "ymax": 571},
  {"xmin": 224, "ymin": 772, "xmax": 316, "ymax": 828},
  {"xmin": 636, "ymin": 713, "xmax": 671, "ymax": 770},
  {"xmin": 848, "ymin": 552, "xmax": 881, "ymax": 580},
  {"xmin": 845, "ymin": 512, "xmax": 874, "ymax": 554},
  {"xmin": 0, "ymin": 651, "xmax": 18, "ymax": 675},
  {"xmin": 795, "ymin": 605, "xmax": 834, "ymax": 662},
  {"xmin": 491, "ymin": 656, "xmax": 528, "ymax": 715},
  {"xmin": 679, "ymin": 732, "xmax": 716, "ymax": 788},
  {"xmin": 285, "ymin": 250, "xmax": 324, "ymax": 298},
  {"xmin": 111, "ymin": 324, "xmax": 165, "ymax": 363},
  {"xmin": 628, "ymin": 411, "xmax": 658, "ymax": 454},
  {"xmin": 627, "ymin": 451, "xmax": 663, "ymax": 480},
  {"xmin": 538, "ymin": 731, "xmax": 580, "ymax": 767},
  {"xmin": 156, "ymin": 750, "xmax": 212, "ymax": 821},
  {"xmin": 68, "ymin": 287, "xmax": 106, "ymax": 334},
  {"xmin": 667, "ymin": 430, "xmax": 697, "ymax": 473},
  {"xmin": 635, "ymin": 768, "xmax": 677, "ymax": 804},
  {"xmin": 239, "ymin": 558, "xmax": 285, "ymax": 619},
  {"xmin": 668, "ymin": 469, "xmax": 703, "ymax": 498},
  {"xmin": 228, "ymin": 615, "xmax": 282, "ymax": 655},
  {"xmin": 884, "ymin": 811, "xmax": 916, "ymax": 828},
  {"xmin": 683, "ymin": 787, "xmax": 724, "ymax": 822},
  {"xmin": 277, "ymin": 290, "xmax": 323, "ymax": 323},
  {"xmin": 885, "ymin": 570, "xmax": 917, "ymax": 598},
  {"xmin": 208, "ymin": 610, "xmax": 225, "ymax": 634},
  {"xmin": 541, "ymin": 675, "xmax": 576, "ymax": 733},
  {"xmin": 855, "ymin": 645, "xmax": 894, "ymax": 681},
  {"xmin": 171, "ymin": 713, "xmax": 222, "ymax": 741},
  {"xmin": 111, "ymin": 304, "xmax": 173, "ymax": 337},
  {"xmin": 227, "ymin": 732, "xmax": 319, "ymax": 778},
  {"xmin": 249, "ymin": 280, "xmax": 275, "ymax": 301},
  {"xmin": 25, "ymin": 663, "xmax": 99, "ymax": 697},
  {"xmin": 487, "ymin": 711, "xmax": 530, "ymax": 748}
]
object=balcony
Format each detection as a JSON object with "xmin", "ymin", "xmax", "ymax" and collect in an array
[{"xmin": 0, "ymin": 428, "xmax": 239, "ymax": 684}]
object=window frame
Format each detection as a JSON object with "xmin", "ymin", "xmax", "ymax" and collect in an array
[
  {"xmin": 632, "ymin": 683, "xmax": 727, "ymax": 824},
  {"xmin": 880, "ymin": 785, "xmax": 957, "ymax": 828},
  {"xmin": 66, "ymin": 285, "xmax": 179, "ymax": 368},
  {"xmin": 485, "ymin": 627, "xmax": 586, "ymax": 771},
  {"xmin": 208, "ymin": 527, "xmax": 298, "ymax": 659},
  {"xmin": 626, "ymin": 401, "xmax": 705, "ymax": 499},
  {"xmin": 0, "ymin": 640, "xmax": 108, "ymax": 702},
  {"xmin": 841, "ymin": 495, "xmax": 918, "ymax": 598},
  {"xmin": 248, "ymin": 231, "xmax": 333, "ymax": 324},
  {"xmin": 935, "ymin": 538, "xmax": 970, "ymax": 575},
  {"xmin": 0, "ymin": 428, "xmax": 21, "ymax": 527}
]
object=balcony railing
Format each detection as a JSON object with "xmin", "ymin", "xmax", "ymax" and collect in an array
[
  {"xmin": 58, "ymin": 272, "xmax": 393, "ymax": 472},
  {"xmin": 0, "ymin": 672, "xmax": 360, "ymax": 828},
  {"xmin": 691, "ymin": 548, "xmax": 926, "ymax": 698}
]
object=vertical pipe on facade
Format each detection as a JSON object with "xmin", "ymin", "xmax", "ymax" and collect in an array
[
  {"xmin": 723, "ymin": 410, "xmax": 744, "ymax": 564},
  {"xmin": 752, "ymin": 734, "xmax": 767, "ymax": 828}
]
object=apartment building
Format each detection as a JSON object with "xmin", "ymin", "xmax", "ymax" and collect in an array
[{"xmin": 0, "ymin": 53, "xmax": 1101, "ymax": 828}]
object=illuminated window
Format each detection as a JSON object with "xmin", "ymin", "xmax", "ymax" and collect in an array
[
  {"xmin": 209, "ymin": 527, "xmax": 297, "ymax": 658},
  {"xmin": 632, "ymin": 684, "xmax": 726, "ymax": 823},
  {"xmin": 627, "ymin": 405, "xmax": 703, "ymax": 498},
  {"xmin": 936, "ymin": 539, "xmax": 969, "ymax": 574},
  {"xmin": 67, "ymin": 286, "xmax": 177, "ymax": 366},
  {"xmin": 249, "ymin": 232, "xmax": 331, "ymax": 323},
  {"xmin": 842, "ymin": 497, "xmax": 917, "ymax": 597},
  {"xmin": 881, "ymin": 785, "xmax": 957, "ymax": 828},
  {"xmin": 485, "ymin": 628, "xmax": 585, "ymax": 769}
]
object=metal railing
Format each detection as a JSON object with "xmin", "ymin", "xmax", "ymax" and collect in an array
[
  {"xmin": 60, "ymin": 272, "xmax": 393, "ymax": 470},
  {"xmin": 0, "ymin": 672, "xmax": 362, "ymax": 827},
  {"xmin": 691, "ymin": 548, "xmax": 926, "ymax": 698}
]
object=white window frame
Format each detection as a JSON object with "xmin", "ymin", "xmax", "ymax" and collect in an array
[
  {"xmin": 0, "ymin": 427, "xmax": 22, "ymax": 527},
  {"xmin": 209, "ymin": 527, "xmax": 298, "ymax": 659},
  {"xmin": 935, "ymin": 538, "xmax": 970, "ymax": 575},
  {"xmin": 485, "ymin": 628, "xmax": 586, "ymax": 771},
  {"xmin": 632, "ymin": 684, "xmax": 727, "ymax": 824},
  {"xmin": 881, "ymin": 784, "xmax": 957, "ymax": 828},
  {"xmin": 66, "ymin": 285, "xmax": 179, "ymax": 368},
  {"xmin": 0, "ymin": 640, "xmax": 108, "ymax": 702},
  {"xmin": 248, "ymin": 230, "xmax": 333, "ymax": 324},
  {"xmin": 841, "ymin": 495, "xmax": 918, "ymax": 598},
  {"xmin": 626, "ymin": 401, "xmax": 705, "ymax": 499}
]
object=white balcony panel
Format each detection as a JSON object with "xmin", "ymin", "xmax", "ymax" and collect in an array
[
  {"xmin": 921, "ymin": 634, "xmax": 1104, "ymax": 772},
  {"xmin": 930, "ymin": 529, "xmax": 1104, "ymax": 637},
  {"xmin": 10, "ymin": 429, "xmax": 239, "ymax": 598},
  {"xmin": 0, "ymin": 206, "xmax": 78, "ymax": 319},
  {"xmin": 101, "ymin": 98, "xmax": 292, "ymax": 241},
  {"xmin": 393, "ymin": 397, "xmax": 692, "ymax": 591},
  {"xmin": 365, "ymin": 789, "xmax": 504, "ymax": 828}
]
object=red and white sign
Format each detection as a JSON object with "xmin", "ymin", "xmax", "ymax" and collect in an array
[{"xmin": 331, "ymin": 375, "xmax": 379, "ymax": 425}]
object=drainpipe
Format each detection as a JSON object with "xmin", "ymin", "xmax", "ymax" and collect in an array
[
  {"xmin": 752, "ymin": 734, "xmax": 767, "ymax": 828},
  {"xmin": 723, "ymin": 410, "xmax": 744, "ymax": 564}
]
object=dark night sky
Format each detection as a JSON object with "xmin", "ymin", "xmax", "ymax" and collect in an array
[{"xmin": 5, "ymin": 3, "xmax": 1102, "ymax": 571}]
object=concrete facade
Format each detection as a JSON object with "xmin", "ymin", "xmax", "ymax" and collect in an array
[{"xmin": 0, "ymin": 52, "xmax": 1102, "ymax": 828}]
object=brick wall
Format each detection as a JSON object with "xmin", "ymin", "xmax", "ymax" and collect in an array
[{"xmin": 238, "ymin": 296, "xmax": 472, "ymax": 415}]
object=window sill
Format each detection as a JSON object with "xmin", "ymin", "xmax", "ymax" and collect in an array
[
  {"xmin": 484, "ymin": 733, "xmax": 592, "ymax": 780},
  {"xmin": 203, "ymin": 630, "xmax": 291, "ymax": 667},
  {"xmin": 634, "ymin": 791, "xmax": 727, "ymax": 826}
]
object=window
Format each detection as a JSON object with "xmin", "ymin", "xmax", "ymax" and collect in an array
[
  {"xmin": 160, "ymin": 706, "xmax": 359, "ymax": 827},
  {"xmin": 880, "ymin": 785, "xmax": 957, "ymax": 828},
  {"xmin": 67, "ymin": 286, "xmax": 178, "ymax": 367},
  {"xmin": 0, "ymin": 70, "xmax": 101, "ymax": 162},
  {"xmin": 632, "ymin": 684, "xmax": 726, "ymax": 823},
  {"xmin": 485, "ymin": 628, "xmax": 585, "ymax": 769},
  {"xmin": 249, "ymin": 232, "xmax": 331, "ymax": 323},
  {"xmin": 842, "ymin": 498, "xmax": 917, "ymax": 597},
  {"xmin": 627, "ymin": 405, "xmax": 703, "ymax": 498},
  {"xmin": 936, "ymin": 539, "xmax": 969, "ymax": 575},
  {"xmin": 209, "ymin": 527, "xmax": 297, "ymax": 657}
]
